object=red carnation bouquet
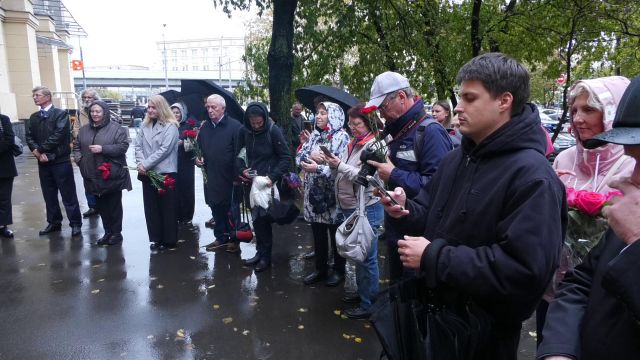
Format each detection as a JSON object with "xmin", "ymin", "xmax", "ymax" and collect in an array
[
  {"xmin": 182, "ymin": 119, "xmax": 207, "ymax": 183},
  {"xmin": 565, "ymin": 187, "xmax": 622, "ymax": 263},
  {"xmin": 129, "ymin": 166, "xmax": 176, "ymax": 195}
]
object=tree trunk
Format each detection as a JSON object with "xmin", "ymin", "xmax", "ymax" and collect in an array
[
  {"xmin": 471, "ymin": 0, "xmax": 483, "ymax": 57},
  {"xmin": 267, "ymin": 0, "xmax": 298, "ymax": 151}
]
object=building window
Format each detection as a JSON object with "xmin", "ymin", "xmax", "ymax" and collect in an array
[
  {"xmin": 203, "ymin": 65, "xmax": 209, "ymax": 71},
  {"xmin": 192, "ymin": 65, "xmax": 199, "ymax": 71}
]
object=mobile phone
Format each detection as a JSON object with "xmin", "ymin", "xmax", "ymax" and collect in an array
[
  {"xmin": 303, "ymin": 121, "xmax": 313, "ymax": 132},
  {"xmin": 319, "ymin": 145, "xmax": 332, "ymax": 156},
  {"xmin": 366, "ymin": 175, "xmax": 401, "ymax": 208}
]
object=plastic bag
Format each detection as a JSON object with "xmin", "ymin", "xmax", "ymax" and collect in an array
[{"xmin": 250, "ymin": 176, "xmax": 279, "ymax": 209}]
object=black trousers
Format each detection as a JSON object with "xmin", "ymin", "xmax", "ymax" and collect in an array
[
  {"xmin": 0, "ymin": 177, "xmax": 13, "ymax": 226},
  {"xmin": 141, "ymin": 174, "xmax": 177, "ymax": 245},
  {"xmin": 38, "ymin": 161, "xmax": 82, "ymax": 226},
  {"xmin": 95, "ymin": 191, "xmax": 123, "ymax": 234},
  {"xmin": 253, "ymin": 215, "xmax": 273, "ymax": 261},
  {"xmin": 176, "ymin": 158, "xmax": 195, "ymax": 222},
  {"xmin": 212, "ymin": 199, "xmax": 240, "ymax": 244},
  {"xmin": 311, "ymin": 222, "xmax": 344, "ymax": 274}
]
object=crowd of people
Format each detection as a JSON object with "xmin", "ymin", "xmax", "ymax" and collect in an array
[{"xmin": 0, "ymin": 51, "xmax": 639, "ymax": 359}]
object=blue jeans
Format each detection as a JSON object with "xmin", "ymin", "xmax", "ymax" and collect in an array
[{"xmin": 339, "ymin": 202, "xmax": 383, "ymax": 310}]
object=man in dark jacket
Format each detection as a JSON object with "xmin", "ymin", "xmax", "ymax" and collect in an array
[
  {"xmin": 537, "ymin": 75, "xmax": 640, "ymax": 360},
  {"xmin": 237, "ymin": 102, "xmax": 291, "ymax": 271},
  {"xmin": 26, "ymin": 86, "xmax": 82, "ymax": 237},
  {"xmin": 197, "ymin": 94, "xmax": 244, "ymax": 253},
  {"xmin": 381, "ymin": 53, "xmax": 566, "ymax": 359},
  {"xmin": 365, "ymin": 71, "xmax": 453, "ymax": 283}
]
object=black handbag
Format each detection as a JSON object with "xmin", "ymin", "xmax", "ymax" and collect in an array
[
  {"xmin": 95, "ymin": 158, "xmax": 129, "ymax": 195},
  {"xmin": 267, "ymin": 187, "xmax": 300, "ymax": 225},
  {"xmin": 369, "ymin": 277, "xmax": 492, "ymax": 360}
]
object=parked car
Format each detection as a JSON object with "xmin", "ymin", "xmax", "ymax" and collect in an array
[{"xmin": 548, "ymin": 131, "xmax": 576, "ymax": 162}]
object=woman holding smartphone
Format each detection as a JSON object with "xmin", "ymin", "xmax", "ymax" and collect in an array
[
  {"xmin": 296, "ymin": 102, "xmax": 350, "ymax": 286},
  {"xmin": 324, "ymin": 103, "xmax": 385, "ymax": 319}
]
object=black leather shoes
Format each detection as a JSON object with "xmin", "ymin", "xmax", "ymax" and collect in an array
[
  {"xmin": 326, "ymin": 272, "xmax": 345, "ymax": 287},
  {"xmin": 39, "ymin": 223, "xmax": 61, "ymax": 235},
  {"xmin": 96, "ymin": 232, "xmax": 112, "ymax": 246},
  {"xmin": 303, "ymin": 271, "xmax": 328, "ymax": 285},
  {"xmin": 254, "ymin": 259, "xmax": 270, "ymax": 272},
  {"xmin": 344, "ymin": 306, "xmax": 372, "ymax": 320},
  {"xmin": 205, "ymin": 217, "xmax": 216, "ymax": 228},
  {"xmin": 0, "ymin": 227, "xmax": 13, "ymax": 238},
  {"xmin": 82, "ymin": 208, "xmax": 98, "ymax": 218},
  {"xmin": 71, "ymin": 225, "xmax": 82, "ymax": 237},
  {"xmin": 106, "ymin": 233, "xmax": 123, "ymax": 246},
  {"xmin": 342, "ymin": 292, "xmax": 361, "ymax": 304},
  {"xmin": 242, "ymin": 255, "xmax": 261, "ymax": 266},
  {"xmin": 303, "ymin": 251, "xmax": 315, "ymax": 260}
]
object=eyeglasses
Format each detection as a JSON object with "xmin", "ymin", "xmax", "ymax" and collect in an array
[
  {"xmin": 348, "ymin": 121, "xmax": 365, "ymax": 128},
  {"xmin": 378, "ymin": 92, "xmax": 398, "ymax": 113}
]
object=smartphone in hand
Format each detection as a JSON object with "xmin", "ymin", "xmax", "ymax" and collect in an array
[
  {"xmin": 366, "ymin": 175, "xmax": 402, "ymax": 208},
  {"xmin": 319, "ymin": 145, "xmax": 332, "ymax": 157}
]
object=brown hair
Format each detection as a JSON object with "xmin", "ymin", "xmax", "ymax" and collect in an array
[{"xmin": 347, "ymin": 103, "xmax": 384, "ymax": 133}]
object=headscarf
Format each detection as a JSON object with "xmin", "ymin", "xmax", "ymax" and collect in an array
[{"xmin": 170, "ymin": 102, "xmax": 188, "ymax": 123}]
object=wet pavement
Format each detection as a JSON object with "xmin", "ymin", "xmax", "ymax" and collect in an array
[{"xmin": 0, "ymin": 131, "xmax": 537, "ymax": 359}]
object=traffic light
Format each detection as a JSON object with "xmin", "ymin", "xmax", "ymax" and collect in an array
[{"xmin": 71, "ymin": 60, "xmax": 84, "ymax": 71}]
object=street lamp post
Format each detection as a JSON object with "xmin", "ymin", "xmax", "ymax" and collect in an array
[{"xmin": 162, "ymin": 24, "xmax": 168, "ymax": 90}]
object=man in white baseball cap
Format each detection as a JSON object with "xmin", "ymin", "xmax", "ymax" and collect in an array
[{"xmin": 365, "ymin": 71, "xmax": 453, "ymax": 283}]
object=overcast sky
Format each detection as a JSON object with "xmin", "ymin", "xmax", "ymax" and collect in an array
[{"xmin": 63, "ymin": 0, "xmax": 254, "ymax": 68}]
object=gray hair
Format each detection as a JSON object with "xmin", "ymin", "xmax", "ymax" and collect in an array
[
  {"xmin": 207, "ymin": 94, "xmax": 226, "ymax": 108},
  {"xmin": 81, "ymin": 88, "xmax": 101, "ymax": 101},
  {"xmin": 32, "ymin": 86, "xmax": 52, "ymax": 97}
]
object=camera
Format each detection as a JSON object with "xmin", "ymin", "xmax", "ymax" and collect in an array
[{"xmin": 355, "ymin": 146, "xmax": 385, "ymax": 186}]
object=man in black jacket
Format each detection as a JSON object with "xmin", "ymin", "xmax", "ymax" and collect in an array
[
  {"xmin": 26, "ymin": 86, "xmax": 82, "ymax": 236},
  {"xmin": 197, "ymin": 94, "xmax": 244, "ymax": 253},
  {"xmin": 380, "ymin": 53, "xmax": 566, "ymax": 359}
]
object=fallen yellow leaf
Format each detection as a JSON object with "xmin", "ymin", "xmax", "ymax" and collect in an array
[
  {"xmin": 340, "ymin": 314, "xmax": 348, "ymax": 320},
  {"xmin": 242, "ymin": 330, "xmax": 250, "ymax": 336},
  {"xmin": 364, "ymin": 324, "xmax": 371, "ymax": 329},
  {"xmin": 333, "ymin": 310, "xmax": 341, "ymax": 316},
  {"xmin": 222, "ymin": 317, "xmax": 233, "ymax": 324},
  {"xmin": 157, "ymin": 284, "xmax": 164, "ymax": 289},
  {"xmin": 213, "ymin": 305, "xmax": 220, "ymax": 310},
  {"xmin": 342, "ymin": 333, "xmax": 351, "ymax": 339},
  {"xmin": 208, "ymin": 285, "xmax": 215, "ymax": 289},
  {"xmin": 354, "ymin": 337, "xmax": 362, "ymax": 343},
  {"xmin": 91, "ymin": 289, "xmax": 100, "ymax": 294},
  {"xmin": 298, "ymin": 308, "xmax": 308, "ymax": 313},
  {"xmin": 189, "ymin": 256, "xmax": 196, "ymax": 260},
  {"xmin": 298, "ymin": 325, "xmax": 304, "ymax": 330},
  {"xmin": 98, "ymin": 278, "xmax": 105, "ymax": 282},
  {"xmin": 176, "ymin": 329, "xmax": 185, "ymax": 338}
]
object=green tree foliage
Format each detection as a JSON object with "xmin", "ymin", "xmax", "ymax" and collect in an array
[{"xmin": 235, "ymin": 0, "xmax": 640, "ymax": 142}]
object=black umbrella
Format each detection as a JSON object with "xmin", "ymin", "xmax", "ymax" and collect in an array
[
  {"xmin": 159, "ymin": 90, "xmax": 206, "ymax": 122},
  {"xmin": 295, "ymin": 85, "xmax": 360, "ymax": 115},
  {"xmin": 180, "ymin": 79, "xmax": 244, "ymax": 121},
  {"xmin": 158, "ymin": 89, "xmax": 182, "ymax": 106}
]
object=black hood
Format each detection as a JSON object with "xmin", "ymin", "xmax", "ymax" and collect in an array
[
  {"xmin": 243, "ymin": 102, "xmax": 273, "ymax": 134},
  {"xmin": 461, "ymin": 104, "xmax": 546, "ymax": 159}
]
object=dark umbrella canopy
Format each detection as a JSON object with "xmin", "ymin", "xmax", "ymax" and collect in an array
[
  {"xmin": 295, "ymin": 85, "xmax": 360, "ymax": 115},
  {"xmin": 180, "ymin": 79, "xmax": 244, "ymax": 121},
  {"xmin": 159, "ymin": 90, "xmax": 206, "ymax": 122},
  {"xmin": 158, "ymin": 89, "xmax": 182, "ymax": 106}
]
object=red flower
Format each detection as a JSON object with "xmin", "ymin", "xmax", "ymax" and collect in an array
[
  {"xmin": 182, "ymin": 129, "xmax": 198, "ymax": 138},
  {"xmin": 566, "ymin": 187, "xmax": 578, "ymax": 208},
  {"xmin": 187, "ymin": 119, "xmax": 197, "ymax": 127},
  {"xmin": 163, "ymin": 175, "xmax": 176, "ymax": 190},
  {"xmin": 574, "ymin": 190, "xmax": 607, "ymax": 216},
  {"xmin": 98, "ymin": 162, "xmax": 112, "ymax": 180},
  {"xmin": 361, "ymin": 105, "xmax": 377, "ymax": 114},
  {"xmin": 158, "ymin": 188, "xmax": 167, "ymax": 195},
  {"xmin": 605, "ymin": 190, "xmax": 623, "ymax": 202}
]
